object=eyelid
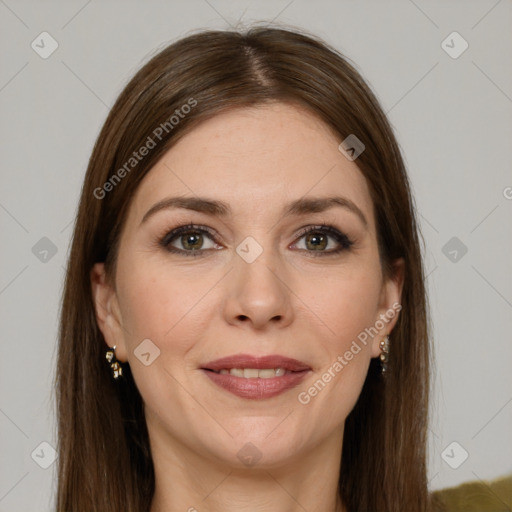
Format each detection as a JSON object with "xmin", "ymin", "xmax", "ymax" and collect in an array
[
  {"xmin": 160, "ymin": 223, "xmax": 219, "ymax": 246},
  {"xmin": 158, "ymin": 222, "xmax": 353, "ymax": 257},
  {"xmin": 290, "ymin": 224, "xmax": 354, "ymax": 254},
  {"xmin": 159, "ymin": 223, "xmax": 222, "ymax": 256}
]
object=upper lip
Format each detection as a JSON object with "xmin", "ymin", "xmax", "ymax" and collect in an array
[{"xmin": 201, "ymin": 354, "xmax": 311, "ymax": 372}]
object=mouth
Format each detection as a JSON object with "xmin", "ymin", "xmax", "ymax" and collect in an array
[
  {"xmin": 202, "ymin": 354, "xmax": 311, "ymax": 372},
  {"xmin": 207, "ymin": 367, "xmax": 292, "ymax": 378},
  {"xmin": 200, "ymin": 354, "xmax": 311, "ymax": 400}
]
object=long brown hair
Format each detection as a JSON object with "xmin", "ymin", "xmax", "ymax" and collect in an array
[{"xmin": 56, "ymin": 26, "xmax": 432, "ymax": 511}]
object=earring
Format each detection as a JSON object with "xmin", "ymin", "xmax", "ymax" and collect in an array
[
  {"xmin": 379, "ymin": 335, "xmax": 390, "ymax": 374},
  {"xmin": 105, "ymin": 345, "xmax": 123, "ymax": 379}
]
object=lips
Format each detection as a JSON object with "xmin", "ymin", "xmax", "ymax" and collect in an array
[
  {"xmin": 202, "ymin": 354, "xmax": 311, "ymax": 372},
  {"xmin": 201, "ymin": 354, "xmax": 311, "ymax": 400}
]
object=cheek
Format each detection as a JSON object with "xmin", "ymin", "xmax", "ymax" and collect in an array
[
  {"xmin": 303, "ymin": 262, "xmax": 382, "ymax": 349},
  {"xmin": 295, "ymin": 289, "xmax": 379, "ymax": 435},
  {"xmin": 114, "ymin": 263, "xmax": 214, "ymax": 411},
  {"xmin": 294, "ymin": 263, "xmax": 382, "ymax": 408},
  {"xmin": 116, "ymin": 260, "xmax": 217, "ymax": 356}
]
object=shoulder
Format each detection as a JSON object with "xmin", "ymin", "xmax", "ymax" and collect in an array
[{"xmin": 430, "ymin": 474, "xmax": 512, "ymax": 511}]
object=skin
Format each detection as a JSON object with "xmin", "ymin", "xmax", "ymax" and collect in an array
[{"xmin": 91, "ymin": 102, "xmax": 404, "ymax": 512}]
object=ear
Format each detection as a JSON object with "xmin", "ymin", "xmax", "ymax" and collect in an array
[
  {"xmin": 370, "ymin": 258, "xmax": 405, "ymax": 358},
  {"xmin": 90, "ymin": 263, "xmax": 128, "ymax": 362}
]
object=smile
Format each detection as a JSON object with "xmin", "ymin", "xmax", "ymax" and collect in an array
[
  {"xmin": 201, "ymin": 354, "xmax": 311, "ymax": 399},
  {"xmin": 213, "ymin": 368, "xmax": 287, "ymax": 378}
]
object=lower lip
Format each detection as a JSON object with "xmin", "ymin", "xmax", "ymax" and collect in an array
[{"xmin": 202, "ymin": 369, "xmax": 310, "ymax": 400}]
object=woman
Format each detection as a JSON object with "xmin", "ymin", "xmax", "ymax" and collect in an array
[{"xmin": 55, "ymin": 26, "xmax": 471, "ymax": 511}]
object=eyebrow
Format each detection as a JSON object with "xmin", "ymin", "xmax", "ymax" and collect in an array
[{"xmin": 140, "ymin": 195, "xmax": 368, "ymax": 228}]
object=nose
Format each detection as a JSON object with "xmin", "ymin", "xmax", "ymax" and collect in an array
[{"xmin": 222, "ymin": 249, "xmax": 294, "ymax": 330}]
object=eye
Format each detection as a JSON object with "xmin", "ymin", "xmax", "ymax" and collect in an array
[
  {"xmin": 292, "ymin": 225, "xmax": 353, "ymax": 255},
  {"xmin": 159, "ymin": 223, "xmax": 353, "ymax": 257},
  {"xmin": 160, "ymin": 224, "xmax": 222, "ymax": 256}
]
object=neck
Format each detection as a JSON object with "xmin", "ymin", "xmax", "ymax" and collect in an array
[
  {"xmin": 151, "ymin": 467, "xmax": 345, "ymax": 512},
  {"xmin": 148, "ymin": 422, "xmax": 346, "ymax": 512}
]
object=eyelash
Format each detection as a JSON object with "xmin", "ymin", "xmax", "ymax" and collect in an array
[{"xmin": 158, "ymin": 223, "xmax": 354, "ymax": 257}]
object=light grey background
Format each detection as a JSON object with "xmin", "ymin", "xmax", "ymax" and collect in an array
[{"xmin": 1, "ymin": 1, "xmax": 511, "ymax": 510}]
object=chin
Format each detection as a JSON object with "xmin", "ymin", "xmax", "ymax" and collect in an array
[{"xmin": 198, "ymin": 424, "xmax": 309, "ymax": 470}]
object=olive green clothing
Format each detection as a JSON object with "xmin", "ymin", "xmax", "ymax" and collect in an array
[{"xmin": 431, "ymin": 474, "xmax": 512, "ymax": 511}]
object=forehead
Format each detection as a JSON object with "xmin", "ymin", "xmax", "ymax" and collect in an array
[{"xmin": 127, "ymin": 103, "xmax": 375, "ymax": 229}]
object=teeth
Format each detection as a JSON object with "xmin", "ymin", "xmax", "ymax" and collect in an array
[
  {"xmin": 257, "ymin": 369, "xmax": 275, "ymax": 378},
  {"xmin": 217, "ymin": 368, "xmax": 288, "ymax": 378}
]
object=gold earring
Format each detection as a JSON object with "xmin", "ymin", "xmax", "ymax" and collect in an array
[
  {"xmin": 105, "ymin": 345, "xmax": 123, "ymax": 379},
  {"xmin": 379, "ymin": 335, "xmax": 390, "ymax": 374}
]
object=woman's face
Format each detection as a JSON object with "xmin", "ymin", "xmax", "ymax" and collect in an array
[{"xmin": 92, "ymin": 102, "xmax": 403, "ymax": 469}]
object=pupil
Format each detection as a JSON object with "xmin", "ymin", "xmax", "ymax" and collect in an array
[
  {"xmin": 183, "ymin": 232, "xmax": 202, "ymax": 250},
  {"xmin": 306, "ymin": 232, "xmax": 327, "ymax": 250}
]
